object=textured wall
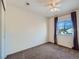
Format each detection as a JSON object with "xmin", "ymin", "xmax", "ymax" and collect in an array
[{"xmin": 5, "ymin": 5, "xmax": 48, "ymax": 56}]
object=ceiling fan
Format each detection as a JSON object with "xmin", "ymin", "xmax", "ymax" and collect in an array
[{"xmin": 48, "ymin": 0, "xmax": 61, "ymax": 12}]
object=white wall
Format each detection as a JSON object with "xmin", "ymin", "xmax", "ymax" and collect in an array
[
  {"xmin": 49, "ymin": 10, "xmax": 79, "ymax": 48},
  {"xmin": 48, "ymin": 17, "xmax": 54, "ymax": 43},
  {"xmin": 5, "ymin": 5, "xmax": 48, "ymax": 56}
]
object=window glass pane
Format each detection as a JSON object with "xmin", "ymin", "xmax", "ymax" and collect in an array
[{"xmin": 56, "ymin": 18, "xmax": 74, "ymax": 35}]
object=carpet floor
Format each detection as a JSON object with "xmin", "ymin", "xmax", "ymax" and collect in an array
[{"xmin": 6, "ymin": 43, "xmax": 79, "ymax": 59}]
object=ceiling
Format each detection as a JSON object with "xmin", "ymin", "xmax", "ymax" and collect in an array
[{"xmin": 7, "ymin": 0, "xmax": 79, "ymax": 17}]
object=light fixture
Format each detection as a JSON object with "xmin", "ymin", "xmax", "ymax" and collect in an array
[
  {"xmin": 50, "ymin": 8, "xmax": 60, "ymax": 12},
  {"xmin": 48, "ymin": 0, "xmax": 61, "ymax": 12}
]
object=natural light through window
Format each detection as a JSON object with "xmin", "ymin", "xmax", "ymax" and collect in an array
[{"xmin": 56, "ymin": 18, "xmax": 74, "ymax": 35}]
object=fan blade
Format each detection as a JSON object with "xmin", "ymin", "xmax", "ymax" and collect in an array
[
  {"xmin": 55, "ymin": 4, "xmax": 61, "ymax": 7},
  {"xmin": 55, "ymin": 0, "xmax": 61, "ymax": 3}
]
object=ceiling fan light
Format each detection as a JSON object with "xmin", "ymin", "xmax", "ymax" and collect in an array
[
  {"xmin": 50, "ymin": 8, "xmax": 60, "ymax": 12},
  {"xmin": 54, "ymin": 8, "xmax": 60, "ymax": 11},
  {"xmin": 50, "ymin": 8, "xmax": 54, "ymax": 12},
  {"xmin": 48, "ymin": 0, "xmax": 61, "ymax": 12}
]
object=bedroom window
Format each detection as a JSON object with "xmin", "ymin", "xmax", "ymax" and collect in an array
[{"xmin": 56, "ymin": 18, "xmax": 74, "ymax": 35}]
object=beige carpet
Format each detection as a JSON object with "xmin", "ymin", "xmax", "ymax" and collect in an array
[{"xmin": 6, "ymin": 43, "xmax": 79, "ymax": 59}]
